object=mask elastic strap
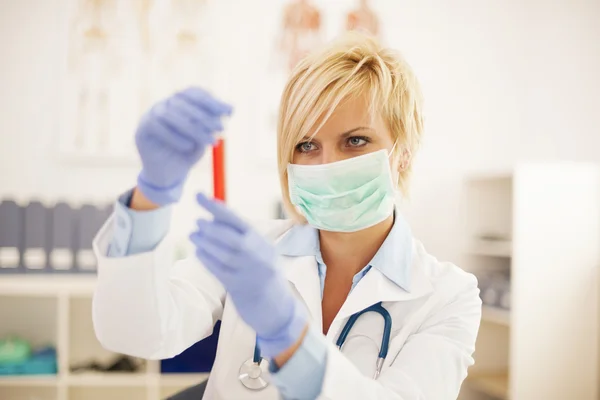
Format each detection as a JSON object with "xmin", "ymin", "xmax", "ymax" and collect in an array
[
  {"xmin": 388, "ymin": 140, "xmax": 402, "ymax": 188},
  {"xmin": 388, "ymin": 140, "xmax": 399, "ymax": 159}
]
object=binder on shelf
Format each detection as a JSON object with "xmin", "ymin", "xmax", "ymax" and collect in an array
[
  {"xmin": 75, "ymin": 205, "xmax": 103, "ymax": 273},
  {"xmin": 22, "ymin": 201, "xmax": 49, "ymax": 273},
  {"xmin": 0, "ymin": 200, "xmax": 23, "ymax": 273},
  {"xmin": 50, "ymin": 203, "xmax": 76, "ymax": 272}
]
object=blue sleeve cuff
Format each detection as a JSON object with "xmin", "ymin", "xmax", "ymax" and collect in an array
[
  {"xmin": 107, "ymin": 189, "xmax": 173, "ymax": 257},
  {"xmin": 268, "ymin": 327, "xmax": 327, "ymax": 400}
]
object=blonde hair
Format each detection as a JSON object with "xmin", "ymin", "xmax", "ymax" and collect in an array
[{"xmin": 277, "ymin": 32, "xmax": 424, "ymax": 222}]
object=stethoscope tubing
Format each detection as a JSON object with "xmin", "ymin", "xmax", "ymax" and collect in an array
[{"xmin": 240, "ymin": 301, "xmax": 392, "ymax": 389}]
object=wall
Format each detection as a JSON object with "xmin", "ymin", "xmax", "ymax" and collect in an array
[{"xmin": 1, "ymin": 0, "xmax": 599, "ymax": 264}]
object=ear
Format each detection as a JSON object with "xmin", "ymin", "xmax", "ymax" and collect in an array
[{"xmin": 398, "ymin": 148, "xmax": 412, "ymax": 171}]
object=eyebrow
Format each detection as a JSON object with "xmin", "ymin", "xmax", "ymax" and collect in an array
[
  {"xmin": 340, "ymin": 126, "xmax": 374, "ymax": 138},
  {"xmin": 302, "ymin": 126, "xmax": 374, "ymax": 141}
]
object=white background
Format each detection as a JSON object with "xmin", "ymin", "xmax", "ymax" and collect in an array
[{"xmin": 0, "ymin": 0, "xmax": 599, "ymax": 267}]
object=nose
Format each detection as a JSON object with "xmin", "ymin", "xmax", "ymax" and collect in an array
[{"xmin": 320, "ymin": 147, "xmax": 344, "ymax": 165}]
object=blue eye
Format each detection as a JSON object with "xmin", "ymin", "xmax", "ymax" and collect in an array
[
  {"xmin": 296, "ymin": 142, "xmax": 316, "ymax": 153},
  {"xmin": 347, "ymin": 136, "xmax": 369, "ymax": 147}
]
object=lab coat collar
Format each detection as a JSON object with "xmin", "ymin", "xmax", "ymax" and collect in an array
[
  {"xmin": 273, "ymin": 212, "xmax": 434, "ymax": 332},
  {"xmin": 333, "ymin": 255, "xmax": 434, "ymax": 325},
  {"xmin": 276, "ymin": 239, "xmax": 434, "ymax": 337},
  {"xmin": 275, "ymin": 209, "xmax": 413, "ymax": 291},
  {"xmin": 275, "ymin": 222, "xmax": 320, "ymax": 256}
]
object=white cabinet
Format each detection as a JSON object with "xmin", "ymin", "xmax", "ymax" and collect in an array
[
  {"xmin": 461, "ymin": 164, "xmax": 600, "ymax": 400},
  {"xmin": 0, "ymin": 276, "xmax": 208, "ymax": 400}
]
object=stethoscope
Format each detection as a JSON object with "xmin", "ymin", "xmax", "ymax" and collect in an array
[{"xmin": 238, "ymin": 301, "xmax": 392, "ymax": 390}]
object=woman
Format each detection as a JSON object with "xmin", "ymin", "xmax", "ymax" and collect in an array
[{"xmin": 93, "ymin": 33, "xmax": 481, "ymax": 399}]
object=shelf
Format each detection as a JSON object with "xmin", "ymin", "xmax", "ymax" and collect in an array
[
  {"xmin": 69, "ymin": 385, "xmax": 147, "ymax": 400},
  {"xmin": 482, "ymin": 306, "xmax": 511, "ymax": 326},
  {"xmin": 160, "ymin": 373, "xmax": 209, "ymax": 387},
  {"xmin": 0, "ymin": 372, "xmax": 211, "ymax": 388},
  {"xmin": 66, "ymin": 372, "xmax": 209, "ymax": 387},
  {"xmin": 0, "ymin": 375, "xmax": 59, "ymax": 386},
  {"xmin": 0, "ymin": 275, "xmax": 97, "ymax": 296},
  {"xmin": 68, "ymin": 372, "xmax": 149, "ymax": 387},
  {"xmin": 468, "ymin": 371, "xmax": 509, "ymax": 399},
  {"xmin": 467, "ymin": 239, "xmax": 512, "ymax": 257}
]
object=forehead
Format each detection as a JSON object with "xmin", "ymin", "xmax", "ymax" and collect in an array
[{"xmin": 311, "ymin": 96, "xmax": 386, "ymax": 139}]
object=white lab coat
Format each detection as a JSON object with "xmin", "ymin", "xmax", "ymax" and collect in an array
[{"xmin": 92, "ymin": 217, "xmax": 481, "ymax": 400}]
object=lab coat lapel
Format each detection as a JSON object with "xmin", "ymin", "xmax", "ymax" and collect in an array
[
  {"xmin": 282, "ymin": 255, "xmax": 323, "ymax": 330},
  {"xmin": 326, "ymin": 258, "xmax": 434, "ymax": 341}
]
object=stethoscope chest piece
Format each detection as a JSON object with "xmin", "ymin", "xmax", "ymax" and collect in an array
[{"xmin": 239, "ymin": 357, "xmax": 270, "ymax": 390}]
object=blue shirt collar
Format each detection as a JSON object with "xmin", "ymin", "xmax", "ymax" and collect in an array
[{"xmin": 275, "ymin": 210, "xmax": 413, "ymax": 291}]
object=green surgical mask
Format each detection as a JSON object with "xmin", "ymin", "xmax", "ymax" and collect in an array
[{"xmin": 287, "ymin": 149, "xmax": 397, "ymax": 232}]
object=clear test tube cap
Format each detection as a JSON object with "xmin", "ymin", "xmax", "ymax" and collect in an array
[{"xmin": 214, "ymin": 114, "xmax": 231, "ymax": 141}]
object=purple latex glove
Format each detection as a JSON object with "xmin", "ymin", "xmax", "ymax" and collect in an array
[
  {"xmin": 135, "ymin": 87, "xmax": 232, "ymax": 205},
  {"xmin": 190, "ymin": 193, "xmax": 308, "ymax": 358}
]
